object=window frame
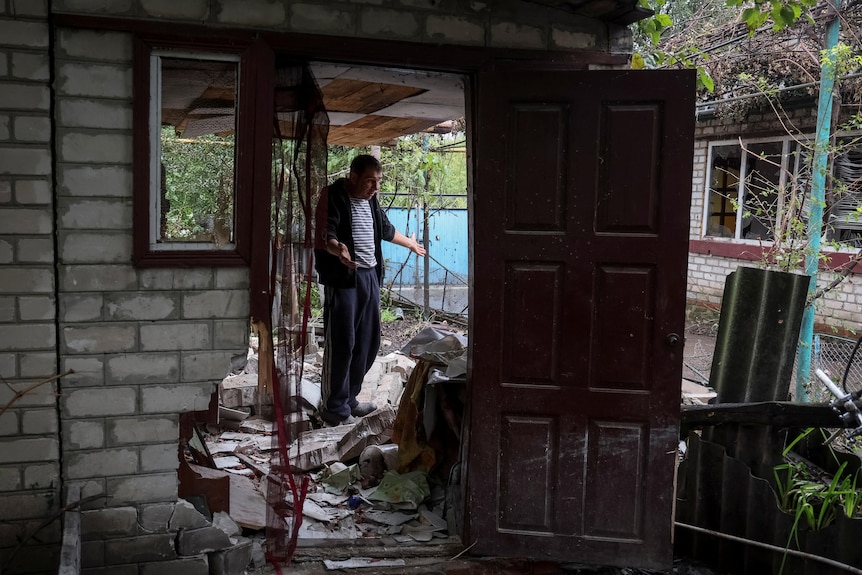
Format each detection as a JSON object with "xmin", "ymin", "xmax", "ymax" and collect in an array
[
  {"xmin": 701, "ymin": 135, "xmax": 798, "ymax": 242},
  {"xmin": 132, "ymin": 36, "xmax": 257, "ymax": 267}
]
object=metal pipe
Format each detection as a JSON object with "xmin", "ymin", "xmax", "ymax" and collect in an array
[
  {"xmin": 676, "ymin": 521, "xmax": 862, "ymax": 575},
  {"xmin": 798, "ymin": 0, "xmax": 843, "ymax": 402}
]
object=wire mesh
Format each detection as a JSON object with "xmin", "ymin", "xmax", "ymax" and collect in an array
[
  {"xmin": 813, "ymin": 333, "xmax": 862, "ymax": 395},
  {"xmin": 382, "ymin": 255, "xmax": 469, "ymax": 317}
]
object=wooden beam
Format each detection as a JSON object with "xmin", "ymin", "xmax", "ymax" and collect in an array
[{"xmin": 681, "ymin": 402, "xmax": 843, "ymax": 428}]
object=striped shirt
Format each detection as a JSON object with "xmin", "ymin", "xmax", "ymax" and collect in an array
[{"xmin": 349, "ymin": 197, "xmax": 377, "ymax": 269}]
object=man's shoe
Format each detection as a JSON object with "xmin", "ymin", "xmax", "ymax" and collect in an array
[
  {"xmin": 320, "ymin": 411, "xmax": 356, "ymax": 427},
  {"xmin": 351, "ymin": 402, "xmax": 378, "ymax": 417}
]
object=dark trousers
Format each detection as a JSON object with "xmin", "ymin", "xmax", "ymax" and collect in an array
[{"xmin": 322, "ymin": 267, "xmax": 381, "ymax": 418}]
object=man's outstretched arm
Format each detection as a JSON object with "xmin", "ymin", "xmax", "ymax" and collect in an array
[{"xmin": 390, "ymin": 231, "xmax": 426, "ymax": 256}]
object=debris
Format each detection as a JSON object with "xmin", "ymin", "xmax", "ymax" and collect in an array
[
  {"xmin": 213, "ymin": 456, "xmax": 242, "ymax": 470},
  {"xmin": 219, "ymin": 405, "xmax": 250, "ymax": 424},
  {"xmin": 367, "ymin": 470, "xmax": 431, "ymax": 510},
  {"xmin": 177, "ymin": 525, "xmax": 232, "ymax": 555},
  {"xmin": 320, "ymin": 462, "xmax": 362, "ymax": 493},
  {"xmin": 363, "ymin": 510, "xmax": 417, "ymax": 526},
  {"xmin": 307, "ymin": 492, "xmax": 349, "ymax": 506},
  {"xmin": 418, "ymin": 505, "xmax": 448, "ymax": 531},
  {"xmin": 212, "ymin": 511, "xmax": 241, "ymax": 538},
  {"xmin": 228, "ymin": 474, "xmax": 267, "ymax": 530},
  {"xmin": 206, "ymin": 442, "xmax": 239, "ymax": 455},
  {"xmin": 323, "ymin": 558, "xmax": 407, "ymax": 570},
  {"xmin": 219, "ymin": 374, "xmax": 260, "ymax": 408},
  {"xmin": 169, "ymin": 498, "xmax": 210, "ymax": 530},
  {"xmin": 240, "ymin": 417, "xmax": 273, "ymax": 434},
  {"xmin": 359, "ymin": 444, "xmax": 399, "ymax": 488}
]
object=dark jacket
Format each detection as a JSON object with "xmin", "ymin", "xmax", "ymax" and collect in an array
[{"xmin": 314, "ymin": 178, "xmax": 395, "ymax": 288}]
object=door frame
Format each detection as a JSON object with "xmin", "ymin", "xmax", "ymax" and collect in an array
[{"xmin": 55, "ymin": 10, "xmax": 643, "ymax": 553}]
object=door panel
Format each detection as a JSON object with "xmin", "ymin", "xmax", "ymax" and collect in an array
[{"xmin": 466, "ymin": 66, "xmax": 694, "ymax": 569}]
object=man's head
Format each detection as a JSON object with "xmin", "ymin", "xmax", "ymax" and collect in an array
[{"xmin": 348, "ymin": 154, "xmax": 383, "ymax": 200}]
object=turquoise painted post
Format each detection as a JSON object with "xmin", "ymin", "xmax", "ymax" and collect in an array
[{"xmin": 797, "ymin": 0, "xmax": 842, "ymax": 401}]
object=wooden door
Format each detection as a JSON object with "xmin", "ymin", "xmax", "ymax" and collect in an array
[{"xmin": 466, "ymin": 66, "xmax": 695, "ymax": 569}]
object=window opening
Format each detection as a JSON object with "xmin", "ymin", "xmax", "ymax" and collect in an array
[{"xmin": 151, "ymin": 52, "xmax": 239, "ymax": 250}]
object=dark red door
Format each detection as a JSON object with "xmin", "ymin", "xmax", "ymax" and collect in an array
[{"xmin": 466, "ymin": 66, "xmax": 695, "ymax": 569}]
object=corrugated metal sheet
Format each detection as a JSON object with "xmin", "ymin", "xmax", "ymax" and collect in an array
[
  {"xmin": 381, "ymin": 207, "xmax": 468, "ymax": 285},
  {"xmin": 677, "ymin": 433, "xmax": 862, "ymax": 575},
  {"xmin": 709, "ymin": 266, "xmax": 809, "ymax": 403}
]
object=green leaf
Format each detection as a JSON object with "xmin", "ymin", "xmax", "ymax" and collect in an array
[
  {"xmin": 655, "ymin": 13, "xmax": 673, "ymax": 27},
  {"xmin": 631, "ymin": 53, "xmax": 646, "ymax": 70},
  {"xmin": 698, "ymin": 67, "xmax": 715, "ymax": 92}
]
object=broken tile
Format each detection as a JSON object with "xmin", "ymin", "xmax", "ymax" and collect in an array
[
  {"xmin": 213, "ymin": 456, "xmax": 242, "ymax": 469},
  {"xmin": 228, "ymin": 474, "xmax": 267, "ymax": 530},
  {"xmin": 362, "ymin": 510, "xmax": 417, "ymax": 526},
  {"xmin": 220, "ymin": 374, "xmax": 260, "ymax": 408},
  {"xmin": 323, "ymin": 558, "xmax": 406, "ymax": 570},
  {"xmin": 240, "ymin": 417, "xmax": 273, "ymax": 434}
]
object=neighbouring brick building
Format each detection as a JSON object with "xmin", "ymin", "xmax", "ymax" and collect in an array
[{"xmin": 2, "ymin": 1, "xmax": 702, "ymax": 574}]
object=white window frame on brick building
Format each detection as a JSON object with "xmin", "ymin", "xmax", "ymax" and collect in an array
[
  {"xmin": 702, "ymin": 135, "xmax": 801, "ymax": 242},
  {"xmin": 702, "ymin": 134, "xmax": 862, "ymax": 248}
]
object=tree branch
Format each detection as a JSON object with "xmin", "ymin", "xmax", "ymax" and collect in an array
[{"xmin": 0, "ymin": 370, "xmax": 74, "ymax": 419}]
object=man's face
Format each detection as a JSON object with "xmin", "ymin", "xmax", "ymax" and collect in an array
[{"xmin": 349, "ymin": 168, "xmax": 382, "ymax": 200}]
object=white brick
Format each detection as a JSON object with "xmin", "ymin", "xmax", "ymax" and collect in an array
[
  {"xmin": 0, "ymin": 240, "xmax": 11, "ymax": 263},
  {"xmin": 183, "ymin": 290, "xmax": 248, "ymax": 318},
  {"xmin": 140, "ymin": 443, "xmax": 177, "ymax": 472},
  {"xmin": 60, "ymin": 132, "xmax": 132, "ymax": 164},
  {"xmin": 0, "ymin": 146, "xmax": 51, "ymax": 175},
  {"xmin": 551, "ymin": 25, "xmax": 599, "ymax": 50},
  {"xmin": 13, "ymin": 115, "xmax": 51, "ymax": 142},
  {"xmin": 82, "ymin": 507, "xmax": 138, "ymax": 537},
  {"xmin": 56, "ymin": 63, "xmax": 131, "ymax": 99},
  {"xmin": 0, "ymin": 324, "xmax": 55, "ymax": 350},
  {"xmin": 141, "ymin": 0, "xmax": 209, "ymax": 19},
  {"xmin": 107, "ymin": 353, "xmax": 179, "ymax": 384},
  {"xmin": 107, "ymin": 472, "xmax": 177, "ymax": 505},
  {"xmin": 0, "ymin": 296, "xmax": 12, "ymax": 321},
  {"xmin": 24, "ymin": 463, "xmax": 59, "ymax": 489},
  {"xmin": 58, "ymin": 98, "xmax": 132, "ymax": 130},
  {"xmin": 213, "ymin": 319, "xmax": 248, "ymax": 349},
  {"xmin": 58, "ymin": 29, "xmax": 132, "ymax": 61},
  {"xmin": 22, "ymin": 409, "xmax": 58, "ymax": 434},
  {"xmin": 16, "ymin": 179, "xmax": 52, "ymax": 204},
  {"xmin": 173, "ymin": 269, "xmax": 214, "ymax": 289},
  {"xmin": 0, "ymin": 82, "xmax": 49, "ymax": 111},
  {"xmin": 60, "ymin": 232, "xmax": 131, "ymax": 263},
  {"xmin": 490, "ymin": 21, "xmax": 544, "ymax": 49},
  {"xmin": 0, "ymin": 353, "xmax": 15, "ymax": 377},
  {"xmin": 140, "ymin": 323, "xmax": 210, "ymax": 351},
  {"xmin": 53, "ymin": 0, "xmax": 133, "ymax": 14},
  {"xmin": 426, "ymin": 15, "xmax": 484, "ymax": 45},
  {"xmin": 0, "ymin": 114, "xmax": 8, "ymax": 140},
  {"xmin": 20, "ymin": 351, "xmax": 57, "ymax": 380},
  {"xmin": 290, "ymin": 4, "xmax": 353, "ymax": 33},
  {"xmin": 0, "ymin": 467, "xmax": 21, "ymax": 491},
  {"xmin": 59, "ymin": 165, "xmax": 132, "ymax": 197},
  {"xmin": 0, "ymin": 207, "xmax": 51, "ymax": 233},
  {"xmin": 214, "ymin": 268, "xmax": 248, "ymax": 289},
  {"xmin": 64, "ymin": 420, "xmax": 105, "ymax": 449},
  {"xmin": 107, "ymin": 416, "xmax": 177, "ymax": 445},
  {"xmin": 181, "ymin": 351, "xmax": 234, "ymax": 382},
  {"xmin": 61, "ymin": 294, "xmax": 104, "ymax": 322},
  {"xmin": 11, "ymin": 52, "xmax": 49, "ymax": 81},
  {"xmin": 18, "ymin": 238, "xmax": 54, "ymax": 262},
  {"xmin": 0, "ymin": 53, "xmax": 6, "ymax": 77},
  {"xmin": 216, "ymin": 0, "xmax": 285, "ymax": 26},
  {"xmin": 0, "ymin": 380, "xmax": 55, "ymax": 408},
  {"xmin": 0, "ymin": 268, "xmax": 53, "ymax": 292},
  {"xmin": 62, "ymin": 264, "xmax": 137, "ymax": 291},
  {"xmin": 67, "ymin": 448, "xmax": 138, "ymax": 479},
  {"xmin": 0, "ymin": 492, "xmax": 55, "ymax": 520},
  {"xmin": 0, "ymin": 180, "xmax": 10, "ymax": 202},
  {"xmin": 62, "ymin": 356, "xmax": 105, "ymax": 387},
  {"xmin": 0, "ymin": 412, "xmax": 18, "ymax": 436},
  {"xmin": 0, "ymin": 20, "xmax": 49, "ymax": 48},
  {"xmin": 19, "ymin": 296, "xmax": 54, "ymax": 321},
  {"xmin": 64, "ymin": 387, "xmax": 136, "ymax": 418},
  {"xmin": 105, "ymin": 293, "xmax": 178, "ymax": 321},
  {"xmin": 359, "ymin": 8, "xmax": 420, "ymax": 39},
  {"xmin": 141, "ymin": 382, "xmax": 214, "ymax": 413},
  {"xmin": 12, "ymin": 0, "xmax": 48, "ymax": 16},
  {"xmin": 0, "ymin": 438, "xmax": 58, "ymax": 463},
  {"xmin": 63, "ymin": 324, "xmax": 136, "ymax": 354}
]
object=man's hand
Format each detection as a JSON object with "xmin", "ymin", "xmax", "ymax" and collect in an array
[
  {"xmin": 392, "ymin": 231, "xmax": 426, "ymax": 256},
  {"xmin": 328, "ymin": 239, "xmax": 357, "ymax": 269}
]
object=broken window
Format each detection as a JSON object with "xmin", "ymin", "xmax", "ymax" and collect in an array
[{"xmin": 703, "ymin": 137, "xmax": 797, "ymax": 241}]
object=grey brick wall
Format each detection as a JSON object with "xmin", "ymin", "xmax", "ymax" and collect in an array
[
  {"xmin": 50, "ymin": 0, "xmax": 621, "ymax": 54},
  {"xmin": 686, "ymin": 107, "xmax": 862, "ymax": 331},
  {"xmin": 0, "ymin": 1, "xmax": 62, "ymax": 572}
]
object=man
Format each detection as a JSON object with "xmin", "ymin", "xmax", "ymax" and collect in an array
[{"xmin": 314, "ymin": 154, "xmax": 426, "ymax": 426}]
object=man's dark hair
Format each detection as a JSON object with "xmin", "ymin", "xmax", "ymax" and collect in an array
[{"xmin": 350, "ymin": 154, "xmax": 382, "ymax": 175}]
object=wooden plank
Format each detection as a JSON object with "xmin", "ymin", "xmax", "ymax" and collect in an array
[
  {"xmin": 322, "ymin": 78, "xmax": 425, "ymax": 114},
  {"xmin": 58, "ymin": 484, "xmax": 82, "ymax": 575},
  {"xmin": 681, "ymin": 402, "xmax": 843, "ymax": 427}
]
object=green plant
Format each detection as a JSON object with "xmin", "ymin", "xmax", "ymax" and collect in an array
[{"xmin": 773, "ymin": 428, "xmax": 862, "ymax": 572}]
